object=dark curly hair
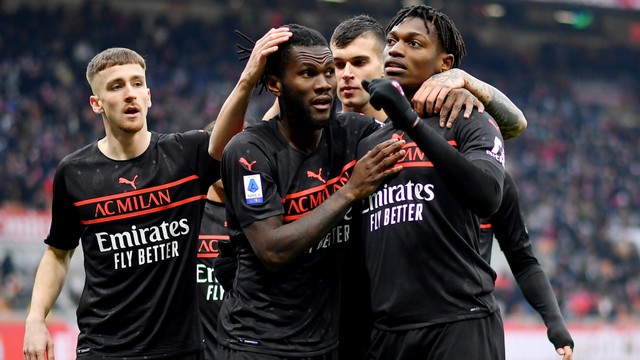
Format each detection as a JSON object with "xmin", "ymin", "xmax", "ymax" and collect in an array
[{"xmin": 386, "ymin": 5, "xmax": 466, "ymax": 68}]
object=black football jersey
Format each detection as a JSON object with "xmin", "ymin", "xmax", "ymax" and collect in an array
[
  {"xmin": 197, "ymin": 199, "xmax": 229, "ymax": 360},
  {"xmin": 217, "ymin": 113, "xmax": 378, "ymax": 356},
  {"xmin": 355, "ymin": 111, "xmax": 505, "ymax": 331},
  {"xmin": 46, "ymin": 131, "xmax": 217, "ymax": 358}
]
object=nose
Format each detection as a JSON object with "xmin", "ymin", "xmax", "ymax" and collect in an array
[
  {"xmin": 341, "ymin": 63, "xmax": 354, "ymax": 80},
  {"xmin": 387, "ymin": 42, "xmax": 404, "ymax": 57},
  {"xmin": 124, "ymin": 84, "xmax": 137, "ymax": 101},
  {"xmin": 315, "ymin": 72, "xmax": 334, "ymax": 93}
]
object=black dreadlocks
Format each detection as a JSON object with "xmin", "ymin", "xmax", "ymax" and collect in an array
[{"xmin": 385, "ymin": 5, "xmax": 467, "ymax": 68}]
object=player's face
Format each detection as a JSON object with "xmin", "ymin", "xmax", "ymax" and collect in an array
[
  {"xmin": 383, "ymin": 17, "xmax": 445, "ymax": 97},
  {"xmin": 279, "ymin": 46, "xmax": 337, "ymax": 128},
  {"xmin": 89, "ymin": 63, "xmax": 151, "ymax": 135},
  {"xmin": 331, "ymin": 35, "xmax": 384, "ymax": 112}
]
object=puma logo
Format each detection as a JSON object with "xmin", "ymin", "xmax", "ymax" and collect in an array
[
  {"xmin": 239, "ymin": 157, "xmax": 256, "ymax": 171},
  {"xmin": 118, "ymin": 175, "xmax": 139, "ymax": 190},
  {"xmin": 392, "ymin": 132, "xmax": 405, "ymax": 141},
  {"xmin": 306, "ymin": 168, "xmax": 326, "ymax": 183}
]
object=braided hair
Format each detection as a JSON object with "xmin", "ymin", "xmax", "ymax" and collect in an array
[
  {"xmin": 259, "ymin": 24, "xmax": 329, "ymax": 94},
  {"xmin": 385, "ymin": 5, "xmax": 466, "ymax": 68}
]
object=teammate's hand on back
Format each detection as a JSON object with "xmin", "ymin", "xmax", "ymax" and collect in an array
[{"xmin": 362, "ymin": 79, "xmax": 419, "ymax": 132}]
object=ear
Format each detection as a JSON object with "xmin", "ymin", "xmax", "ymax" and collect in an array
[
  {"xmin": 148, "ymin": 88, "xmax": 152, "ymax": 108},
  {"xmin": 89, "ymin": 95, "xmax": 104, "ymax": 114},
  {"xmin": 266, "ymin": 75, "xmax": 282, "ymax": 97},
  {"xmin": 439, "ymin": 53, "xmax": 454, "ymax": 72}
]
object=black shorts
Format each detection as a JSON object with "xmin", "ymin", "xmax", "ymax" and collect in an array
[
  {"xmin": 367, "ymin": 312, "xmax": 505, "ymax": 360},
  {"xmin": 213, "ymin": 342, "xmax": 338, "ymax": 360}
]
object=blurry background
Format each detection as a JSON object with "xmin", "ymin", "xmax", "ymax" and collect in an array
[{"xmin": 0, "ymin": 0, "xmax": 639, "ymax": 358}]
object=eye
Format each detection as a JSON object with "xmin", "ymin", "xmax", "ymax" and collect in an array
[
  {"xmin": 111, "ymin": 84, "xmax": 122, "ymax": 91},
  {"xmin": 133, "ymin": 81, "xmax": 144, "ymax": 87},
  {"xmin": 325, "ymin": 68, "xmax": 335, "ymax": 77},
  {"xmin": 386, "ymin": 38, "xmax": 397, "ymax": 46},
  {"xmin": 409, "ymin": 40, "xmax": 422, "ymax": 47},
  {"xmin": 335, "ymin": 62, "xmax": 345, "ymax": 70}
]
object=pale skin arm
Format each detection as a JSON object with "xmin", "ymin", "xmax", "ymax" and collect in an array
[
  {"xmin": 557, "ymin": 346, "xmax": 573, "ymax": 360},
  {"xmin": 208, "ymin": 27, "xmax": 292, "ymax": 160},
  {"xmin": 23, "ymin": 246, "xmax": 75, "ymax": 360},
  {"xmin": 262, "ymin": 99, "xmax": 280, "ymax": 120},
  {"xmin": 244, "ymin": 139, "xmax": 406, "ymax": 272},
  {"xmin": 412, "ymin": 68, "xmax": 527, "ymax": 140}
]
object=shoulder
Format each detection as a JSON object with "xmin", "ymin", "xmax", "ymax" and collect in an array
[
  {"xmin": 335, "ymin": 112, "xmax": 380, "ymax": 138},
  {"xmin": 453, "ymin": 109, "xmax": 501, "ymax": 133},
  {"xmin": 57, "ymin": 141, "xmax": 100, "ymax": 169},
  {"xmin": 156, "ymin": 129, "xmax": 210, "ymax": 144}
]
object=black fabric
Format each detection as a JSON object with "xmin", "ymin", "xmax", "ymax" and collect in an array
[
  {"xmin": 355, "ymin": 110, "xmax": 505, "ymax": 332},
  {"xmin": 367, "ymin": 312, "xmax": 505, "ymax": 360},
  {"xmin": 406, "ymin": 117, "xmax": 504, "ymax": 217},
  {"xmin": 488, "ymin": 173, "xmax": 574, "ymax": 351},
  {"xmin": 198, "ymin": 199, "xmax": 231, "ymax": 360},
  {"xmin": 217, "ymin": 113, "xmax": 379, "ymax": 356},
  {"xmin": 362, "ymin": 79, "xmax": 418, "ymax": 131},
  {"xmin": 47, "ymin": 131, "xmax": 216, "ymax": 358},
  {"xmin": 213, "ymin": 239, "xmax": 237, "ymax": 292}
]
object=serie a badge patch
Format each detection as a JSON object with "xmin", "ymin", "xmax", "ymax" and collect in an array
[{"xmin": 243, "ymin": 174, "xmax": 264, "ymax": 204}]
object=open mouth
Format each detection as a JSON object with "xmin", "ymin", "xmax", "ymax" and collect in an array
[
  {"xmin": 384, "ymin": 60, "xmax": 406, "ymax": 75},
  {"xmin": 311, "ymin": 96, "xmax": 332, "ymax": 110},
  {"xmin": 124, "ymin": 106, "xmax": 140, "ymax": 116}
]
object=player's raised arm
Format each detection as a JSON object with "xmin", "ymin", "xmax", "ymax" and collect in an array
[{"xmin": 208, "ymin": 27, "xmax": 292, "ymax": 160}]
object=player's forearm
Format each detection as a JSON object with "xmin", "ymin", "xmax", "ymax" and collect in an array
[
  {"xmin": 464, "ymin": 74, "xmax": 527, "ymax": 140},
  {"xmin": 26, "ymin": 247, "xmax": 73, "ymax": 322},
  {"xmin": 208, "ymin": 78, "xmax": 255, "ymax": 160},
  {"xmin": 512, "ymin": 264, "xmax": 574, "ymax": 349},
  {"xmin": 407, "ymin": 120, "xmax": 503, "ymax": 216},
  {"xmin": 246, "ymin": 189, "xmax": 355, "ymax": 272}
]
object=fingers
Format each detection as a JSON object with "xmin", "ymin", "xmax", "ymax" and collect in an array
[
  {"xmin": 243, "ymin": 27, "xmax": 292, "ymax": 81},
  {"xmin": 368, "ymin": 138, "xmax": 406, "ymax": 172},
  {"xmin": 412, "ymin": 83, "xmax": 451, "ymax": 118},
  {"xmin": 557, "ymin": 346, "xmax": 573, "ymax": 360},
  {"xmin": 253, "ymin": 27, "xmax": 292, "ymax": 60}
]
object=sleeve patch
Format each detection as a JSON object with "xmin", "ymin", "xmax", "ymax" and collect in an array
[{"xmin": 243, "ymin": 174, "xmax": 264, "ymax": 204}]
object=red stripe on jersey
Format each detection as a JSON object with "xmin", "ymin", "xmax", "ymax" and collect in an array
[
  {"xmin": 74, "ymin": 175, "xmax": 200, "ymax": 206},
  {"xmin": 480, "ymin": 223, "xmax": 492, "ymax": 229},
  {"xmin": 79, "ymin": 195, "xmax": 206, "ymax": 225}
]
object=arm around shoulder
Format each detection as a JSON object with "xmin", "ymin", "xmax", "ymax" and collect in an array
[{"xmin": 461, "ymin": 69, "xmax": 527, "ymax": 140}]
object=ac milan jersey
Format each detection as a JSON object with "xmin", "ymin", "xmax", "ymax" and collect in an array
[
  {"xmin": 218, "ymin": 113, "xmax": 378, "ymax": 357},
  {"xmin": 46, "ymin": 131, "xmax": 218, "ymax": 358},
  {"xmin": 355, "ymin": 111, "xmax": 505, "ymax": 331},
  {"xmin": 479, "ymin": 172, "xmax": 530, "ymax": 263},
  {"xmin": 197, "ymin": 199, "xmax": 229, "ymax": 360}
]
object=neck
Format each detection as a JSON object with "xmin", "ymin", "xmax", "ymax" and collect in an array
[
  {"xmin": 277, "ymin": 118, "xmax": 323, "ymax": 154},
  {"xmin": 343, "ymin": 103, "xmax": 388, "ymax": 122},
  {"xmin": 98, "ymin": 130, "xmax": 152, "ymax": 160}
]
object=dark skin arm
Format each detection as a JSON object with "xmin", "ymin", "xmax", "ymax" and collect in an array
[{"xmin": 243, "ymin": 138, "xmax": 406, "ymax": 272}]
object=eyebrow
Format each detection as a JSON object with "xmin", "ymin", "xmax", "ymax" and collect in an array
[{"xmin": 105, "ymin": 75, "xmax": 145, "ymax": 87}]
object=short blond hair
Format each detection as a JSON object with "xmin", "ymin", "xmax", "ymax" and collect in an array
[{"xmin": 86, "ymin": 47, "xmax": 146, "ymax": 85}]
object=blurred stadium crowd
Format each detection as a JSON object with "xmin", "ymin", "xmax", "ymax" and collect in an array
[{"xmin": 1, "ymin": 2, "xmax": 639, "ymax": 324}]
